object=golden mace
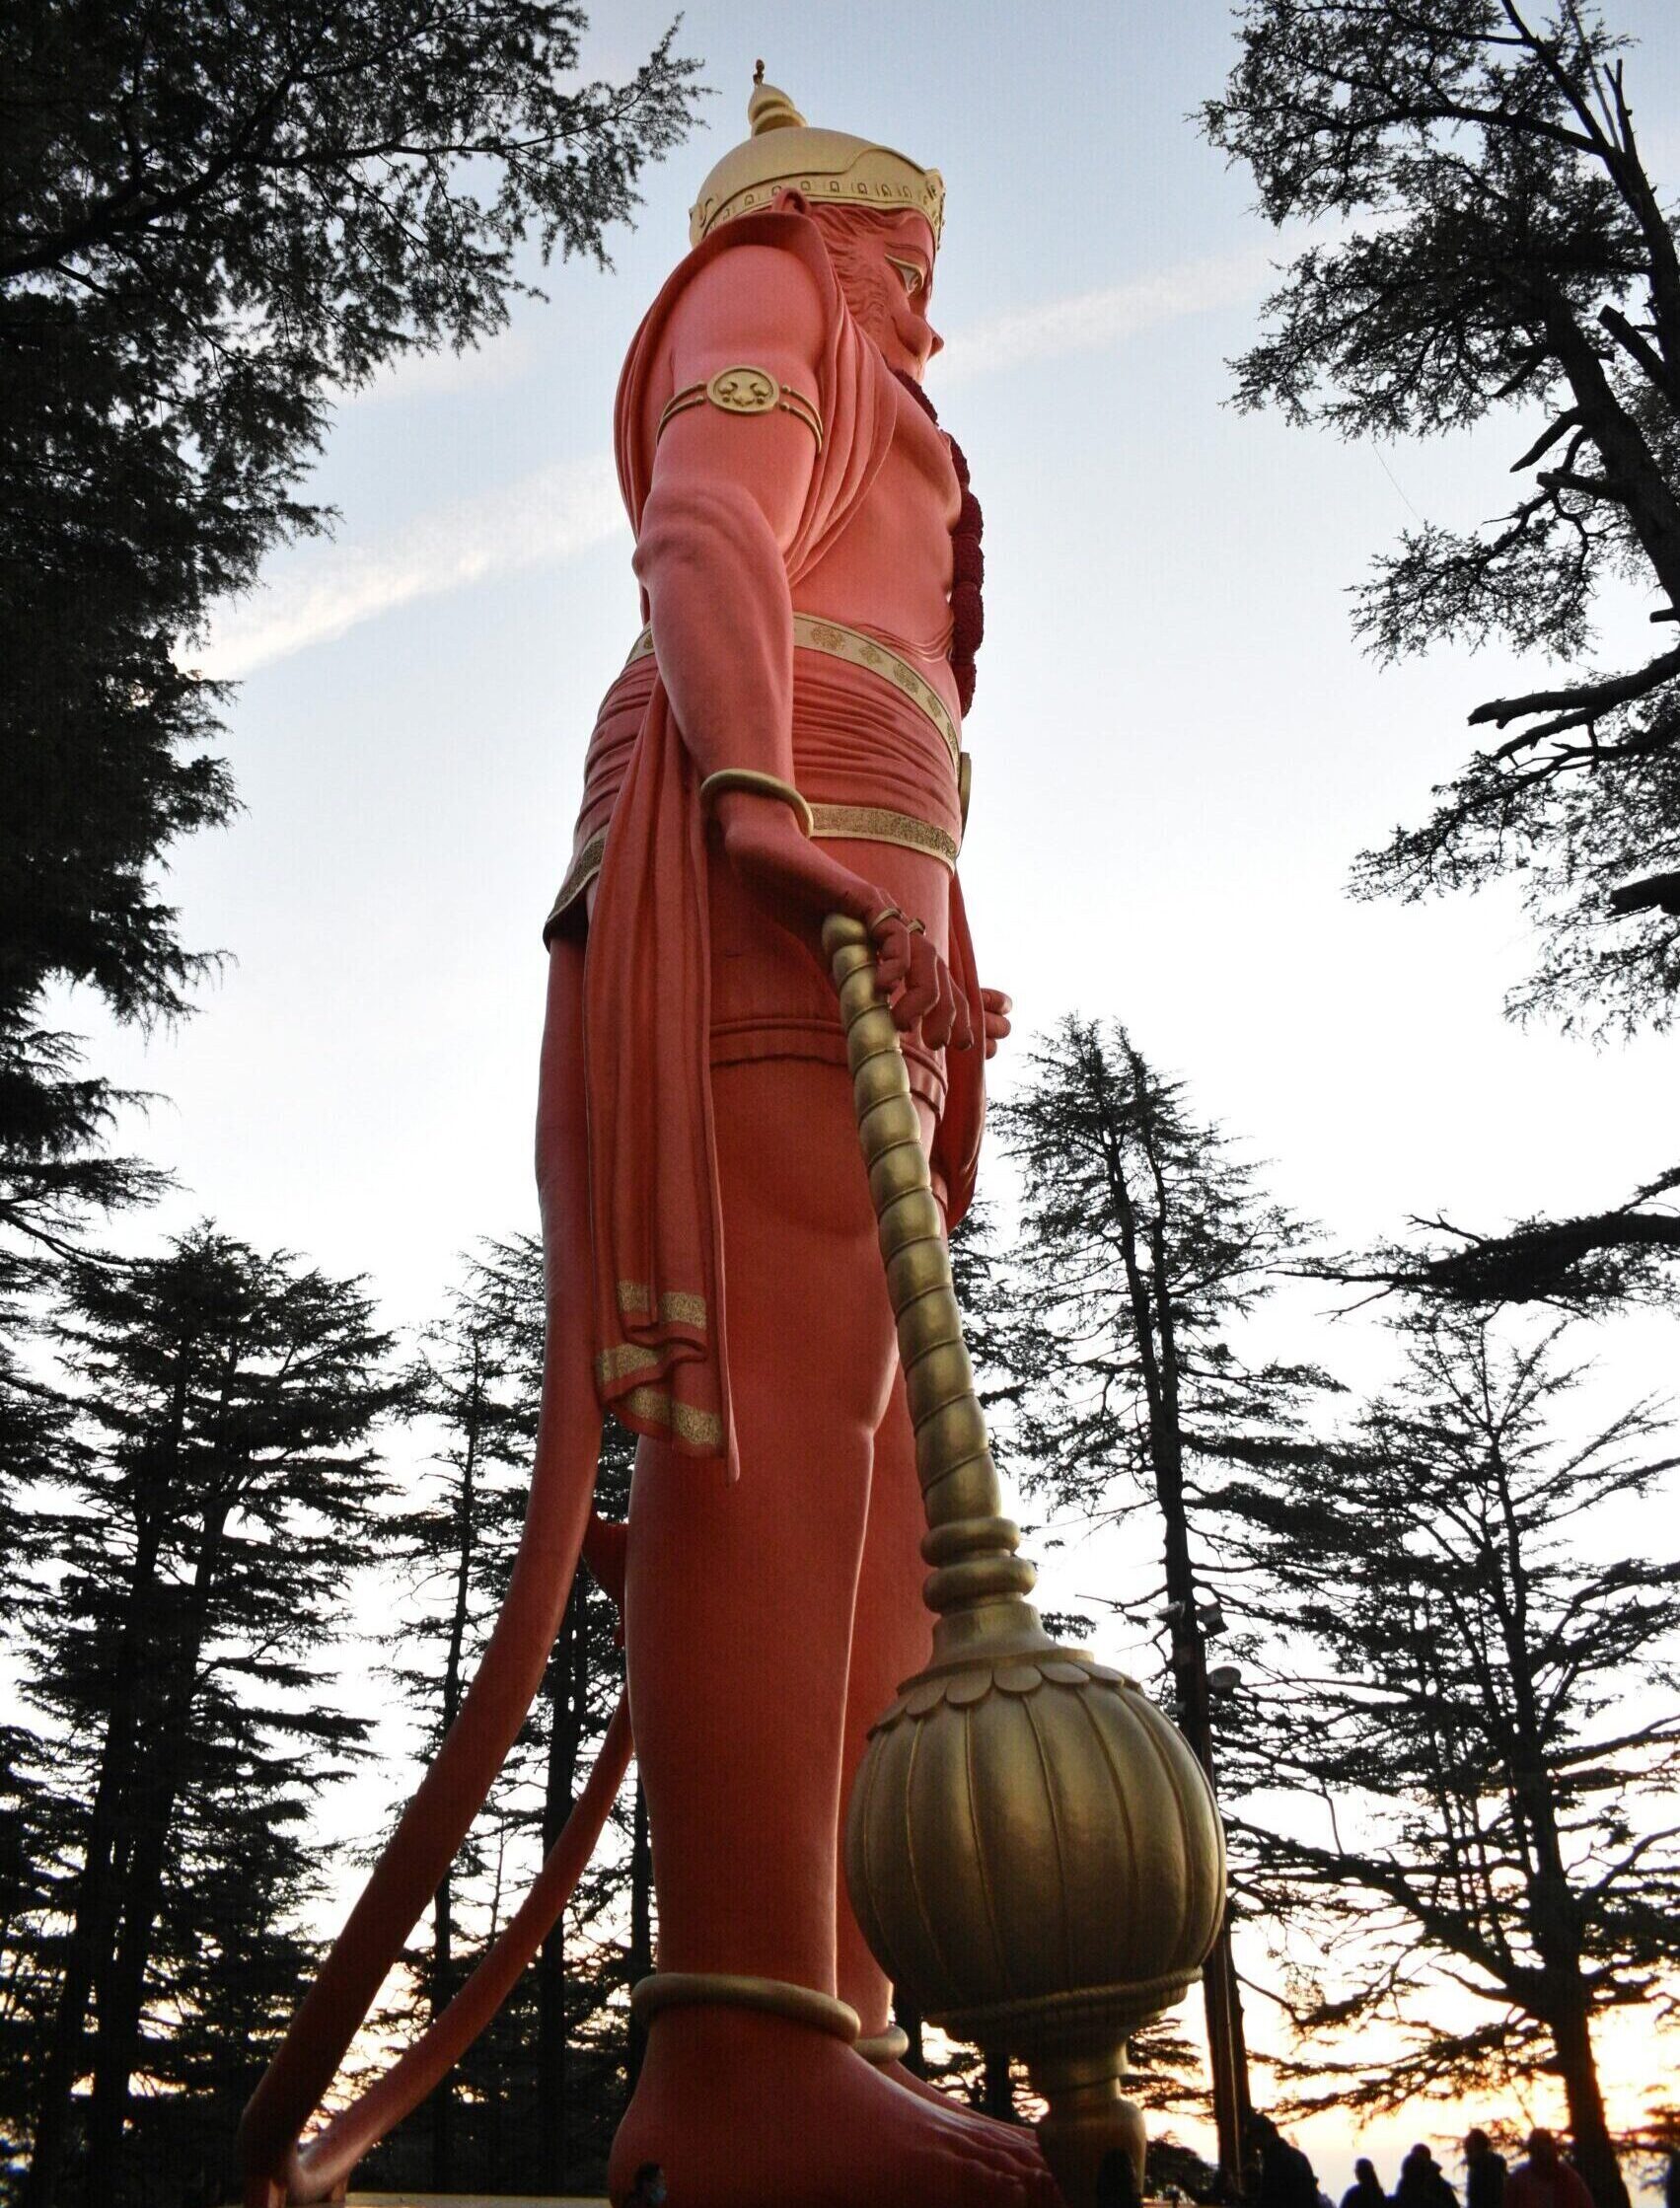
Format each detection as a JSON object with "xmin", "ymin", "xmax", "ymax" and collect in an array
[{"xmin": 826, "ymin": 915, "xmax": 1227, "ymax": 2208}]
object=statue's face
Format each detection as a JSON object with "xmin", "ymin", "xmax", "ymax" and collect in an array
[{"xmin": 821, "ymin": 208, "xmax": 942, "ymax": 381}]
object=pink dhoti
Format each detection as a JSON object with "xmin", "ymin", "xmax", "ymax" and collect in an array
[{"xmin": 547, "ymin": 622, "xmax": 983, "ymax": 1471}]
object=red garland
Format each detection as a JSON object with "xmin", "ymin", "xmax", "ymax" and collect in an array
[{"xmin": 893, "ymin": 369, "xmax": 984, "ymax": 717}]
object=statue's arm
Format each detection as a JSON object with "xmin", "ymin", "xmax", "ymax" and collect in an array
[
  {"xmin": 634, "ymin": 242, "xmax": 968, "ymax": 1043},
  {"xmin": 633, "ymin": 242, "xmax": 823, "ymax": 793}
]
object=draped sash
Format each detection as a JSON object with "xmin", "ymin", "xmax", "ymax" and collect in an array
[{"xmin": 583, "ymin": 208, "xmax": 898, "ymax": 1473}]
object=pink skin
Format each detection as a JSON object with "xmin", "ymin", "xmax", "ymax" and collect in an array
[{"xmin": 597, "ymin": 201, "xmax": 1048, "ymax": 2206}]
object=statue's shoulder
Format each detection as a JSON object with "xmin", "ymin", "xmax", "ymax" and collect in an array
[
  {"xmin": 656, "ymin": 218, "xmax": 836, "ymax": 370},
  {"xmin": 625, "ymin": 213, "xmax": 839, "ymax": 389},
  {"xmin": 614, "ymin": 211, "xmax": 865, "ymax": 528}
]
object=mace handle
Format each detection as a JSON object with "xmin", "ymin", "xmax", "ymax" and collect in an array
[{"xmin": 824, "ymin": 915, "xmax": 1050, "ymax": 1663}]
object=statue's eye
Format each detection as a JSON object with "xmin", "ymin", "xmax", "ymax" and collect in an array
[{"xmin": 886, "ymin": 254, "xmax": 924, "ymax": 298}]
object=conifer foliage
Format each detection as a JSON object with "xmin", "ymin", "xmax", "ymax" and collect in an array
[
  {"xmin": 1219, "ymin": 1309, "xmax": 1678, "ymax": 2208},
  {"xmin": 996, "ymin": 1020, "xmax": 1333, "ymax": 2178},
  {"xmin": 7, "ymin": 1228, "xmax": 400, "ymax": 2208},
  {"xmin": 369, "ymin": 1236, "xmax": 634, "ymax": 2198},
  {"xmin": 0, "ymin": 0, "xmax": 702, "ymax": 1271},
  {"xmin": 1205, "ymin": 3, "xmax": 1680, "ymax": 1035}
]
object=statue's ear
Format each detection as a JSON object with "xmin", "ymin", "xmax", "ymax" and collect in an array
[{"xmin": 770, "ymin": 186, "xmax": 812, "ymax": 218}]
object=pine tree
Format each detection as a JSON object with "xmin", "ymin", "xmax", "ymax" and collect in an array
[
  {"xmin": 997, "ymin": 1019, "xmax": 1334, "ymax": 2184},
  {"xmin": 1204, "ymin": 0, "xmax": 1680, "ymax": 1036},
  {"xmin": 384, "ymin": 1237, "xmax": 545, "ymax": 2191},
  {"xmin": 0, "ymin": 3, "xmax": 701, "ymax": 1267},
  {"xmin": 1219, "ymin": 1307, "xmax": 1678, "ymax": 2208},
  {"xmin": 373, "ymin": 1236, "xmax": 634, "ymax": 2196},
  {"xmin": 536, "ymin": 1417, "xmax": 634, "ymax": 2191},
  {"xmin": 13, "ymin": 1225, "xmax": 400, "ymax": 2208}
]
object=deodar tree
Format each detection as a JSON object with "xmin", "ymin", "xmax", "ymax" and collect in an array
[
  {"xmin": 0, "ymin": 2, "xmax": 701, "ymax": 1272},
  {"xmin": 1204, "ymin": 2, "xmax": 1680, "ymax": 1035},
  {"xmin": 375, "ymin": 1235, "xmax": 633, "ymax": 2198},
  {"xmin": 1220, "ymin": 1308, "xmax": 1679, "ymax": 2208},
  {"xmin": 14, "ymin": 1228, "xmax": 400, "ymax": 2208},
  {"xmin": 998, "ymin": 1019, "xmax": 1333, "ymax": 2183}
]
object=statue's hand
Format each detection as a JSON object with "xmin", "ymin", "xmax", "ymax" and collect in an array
[
  {"xmin": 980, "ymin": 987, "xmax": 1012, "ymax": 1061},
  {"xmin": 716, "ymin": 790, "xmax": 973, "ymax": 1050}
]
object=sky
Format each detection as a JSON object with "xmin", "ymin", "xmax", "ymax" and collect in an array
[{"xmin": 48, "ymin": 0, "xmax": 1680, "ymax": 2189}]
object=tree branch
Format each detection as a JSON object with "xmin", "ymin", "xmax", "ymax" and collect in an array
[{"xmin": 1467, "ymin": 646, "xmax": 1680, "ymax": 730}]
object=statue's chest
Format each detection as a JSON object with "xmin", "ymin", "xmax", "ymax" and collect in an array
[{"xmin": 803, "ymin": 392, "xmax": 958, "ymax": 622}]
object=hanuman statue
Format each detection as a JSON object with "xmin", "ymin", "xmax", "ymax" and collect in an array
[
  {"xmin": 243, "ymin": 72, "xmax": 1227, "ymax": 2208},
  {"xmin": 533, "ymin": 73, "xmax": 1050, "ymax": 2208}
]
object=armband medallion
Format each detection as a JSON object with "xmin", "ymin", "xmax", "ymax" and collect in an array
[{"xmin": 657, "ymin": 365, "xmax": 825, "ymax": 452}]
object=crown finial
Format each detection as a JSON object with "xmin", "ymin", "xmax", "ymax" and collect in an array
[
  {"xmin": 747, "ymin": 71, "xmax": 806, "ymax": 135},
  {"xmin": 754, "ymin": 57, "xmax": 765, "ymax": 85}
]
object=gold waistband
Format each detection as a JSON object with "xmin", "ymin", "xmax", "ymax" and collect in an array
[
  {"xmin": 543, "ymin": 802, "xmax": 957, "ymax": 942},
  {"xmin": 624, "ymin": 614, "xmax": 960, "ymax": 771}
]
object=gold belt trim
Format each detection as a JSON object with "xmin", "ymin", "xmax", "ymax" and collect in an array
[
  {"xmin": 546, "ymin": 828, "xmax": 607, "ymax": 933},
  {"xmin": 545, "ymin": 796, "xmax": 959, "ymax": 937},
  {"xmin": 809, "ymin": 804, "xmax": 958, "ymax": 868},
  {"xmin": 624, "ymin": 616, "xmax": 960, "ymax": 771}
]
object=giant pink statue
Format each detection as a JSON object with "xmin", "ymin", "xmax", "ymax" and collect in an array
[
  {"xmin": 541, "ymin": 69, "xmax": 1040, "ymax": 2208},
  {"xmin": 243, "ymin": 75, "xmax": 1223, "ymax": 2208}
]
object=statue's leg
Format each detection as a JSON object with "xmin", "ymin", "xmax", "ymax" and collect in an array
[
  {"xmin": 838, "ymin": 1365, "xmax": 1052, "ymax": 2173},
  {"xmin": 611, "ymin": 1057, "xmax": 1057, "ymax": 2208},
  {"xmin": 838, "ymin": 1364, "xmax": 929, "ymax": 2035}
]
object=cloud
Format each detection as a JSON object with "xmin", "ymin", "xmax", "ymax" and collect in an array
[
  {"xmin": 199, "ymin": 456, "xmax": 626, "ymax": 679},
  {"xmin": 938, "ymin": 242, "xmax": 1285, "ymax": 384},
  {"xmin": 340, "ymin": 330, "xmax": 536, "ymax": 408},
  {"xmin": 197, "ymin": 241, "xmax": 1302, "ymax": 678}
]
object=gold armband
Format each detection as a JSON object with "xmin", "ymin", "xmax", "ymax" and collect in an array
[
  {"xmin": 699, "ymin": 769, "xmax": 816, "ymax": 839},
  {"xmin": 658, "ymin": 365, "xmax": 825, "ymax": 452}
]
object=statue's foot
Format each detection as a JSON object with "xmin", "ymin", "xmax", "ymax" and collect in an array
[
  {"xmin": 875, "ymin": 2051, "xmax": 1041, "ymax": 2153},
  {"xmin": 609, "ymin": 2009, "xmax": 1063, "ymax": 2208}
]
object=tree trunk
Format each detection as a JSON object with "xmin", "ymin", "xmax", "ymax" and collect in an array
[
  {"xmin": 1135, "ymin": 1185, "xmax": 1249, "ymax": 2193},
  {"xmin": 626, "ymin": 1780, "xmax": 653, "ymax": 2094},
  {"xmin": 981, "ymin": 2051, "xmax": 1015, "ymax": 2120},
  {"xmin": 1147, "ymin": 1236, "xmax": 1236, "ymax": 2199},
  {"xmin": 538, "ymin": 1578, "xmax": 589, "ymax": 2187},
  {"xmin": 429, "ymin": 1346, "xmax": 482, "ymax": 2195},
  {"xmin": 894, "ymin": 1993, "xmax": 925, "ymax": 2079},
  {"xmin": 1550, "ymin": 1998, "xmax": 1630, "ymax": 2208},
  {"xmin": 80, "ymin": 1504, "xmax": 230, "ymax": 2203},
  {"xmin": 23, "ymin": 1509, "xmax": 169, "ymax": 2208}
]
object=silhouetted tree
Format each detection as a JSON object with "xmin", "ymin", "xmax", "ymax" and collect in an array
[
  {"xmin": 1219, "ymin": 1308, "xmax": 1678, "ymax": 2208},
  {"xmin": 1306, "ymin": 1167, "xmax": 1680, "ymax": 1314},
  {"xmin": 386, "ymin": 1238, "xmax": 546, "ymax": 2190},
  {"xmin": 0, "ymin": 1, "xmax": 700, "ymax": 1267},
  {"xmin": 536, "ymin": 1415, "xmax": 633, "ymax": 2189},
  {"xmin": 1204, "ymin": 3, "xmax": 1680, "ymax": 1035},
  {"xmin": 371, "ymin": 1236, "xmax": 634, "ymax": 2196},
  {"xmin": 998, "ymin": 1020, "xmax": 1334, "ymax": 2185},
  {"xmin": 14, "ymin": 1226, "xmax": 399, "ymax": 2208}
]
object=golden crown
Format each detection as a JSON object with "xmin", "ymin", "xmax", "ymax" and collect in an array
[{"xmin": 688, "ymin": 68, "xmax": 944, "ymax": 249}]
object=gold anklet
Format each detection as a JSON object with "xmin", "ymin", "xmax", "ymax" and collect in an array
[
  {"xmin": 854, "ymin": 2025, "xmax": 912, "ymax": 2064},
  {"xmin": 630, "ymin": 1972, "xmax": 860, "ymax": 2042}
]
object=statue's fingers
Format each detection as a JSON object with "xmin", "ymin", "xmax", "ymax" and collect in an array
[
  {"xmin": 921, "ymin": 952, "xmax": 961, "ymax": 1050},
  {"xmin": 893, "ymin": 931, "xmax": 940, "ymax": 1032},
  {"xmin": 951, "ymin": 973, "xmax": 976, "ymax": 1052},
  {"xmin": 873, "ymin": 921, "xmax": 912, "ymax": 992}
]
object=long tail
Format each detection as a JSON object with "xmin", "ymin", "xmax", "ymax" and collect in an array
[
  {"xmin": 240, "ymin": 935, "xmax": 620, "ymax": 2207},
  {"xmin": 258, "ymin": 1692, "xmax": 632, "ymax": 2205}
]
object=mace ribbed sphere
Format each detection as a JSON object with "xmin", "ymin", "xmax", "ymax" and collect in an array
[{"xmin": 844, "ymin": 1651, "xmax": 1225, "ymax": 2053}]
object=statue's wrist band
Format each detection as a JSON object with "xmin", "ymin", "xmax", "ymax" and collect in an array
[
  {"xmin": 700, "ymin": 769, "xmax": 815, "ymax": 839},
  {"xmin": 630, "ymin": 1971, "xmax": 860, "ymax": 2041}
]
